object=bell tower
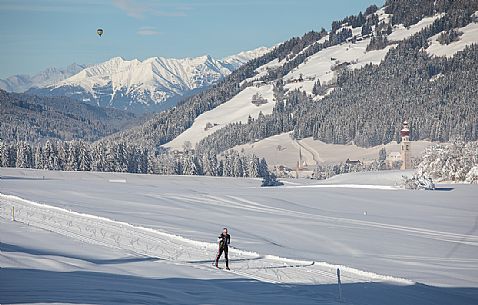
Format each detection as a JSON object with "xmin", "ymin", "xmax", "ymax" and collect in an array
[{"xmin": 400, "ymin": 120, "xmax": 412, "ymax": 170}]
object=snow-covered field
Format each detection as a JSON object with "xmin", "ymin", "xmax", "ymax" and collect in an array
[
  {"xmin": 233, "ymin": 132, "xmax": 434, "ymax": 168},
  {"xmin": 1, "ymin": 168, "xmax": 477, "ymax": 304}
]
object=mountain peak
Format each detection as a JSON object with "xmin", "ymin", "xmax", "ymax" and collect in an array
[
  {"xmin": 24, "ymin": 47, "xmax": 270, "ymax": 113},
  {"xmin": 221, "ymin": 46, "xmax": 271, "ymax": 69},
  {"xmin": 0, "ymin": 63, "xmax": 88, "ymax": 93}
]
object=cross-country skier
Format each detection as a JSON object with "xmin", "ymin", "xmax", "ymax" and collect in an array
[{"xmin": 215, "ymin": 227, "xmax": 231, "ymax": 270}]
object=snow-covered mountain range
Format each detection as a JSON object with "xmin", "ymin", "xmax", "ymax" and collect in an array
[
  {"xmin": 21, "ymin": 47, "xmax": 270, "ymax": 113},
  {"xmin": 0, "ymin": 63, "xmax": 87, "ymax": 93}
]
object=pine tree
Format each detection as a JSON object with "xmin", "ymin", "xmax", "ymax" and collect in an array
[
  {"xmin": 16, "ymin": 141, "xmax": 33, "ymax": 168},
  {"xmin": 78, "ymin": 141, "xmax": 91, "ymax": 171},
  {"xmin": 44, "ymin": 140, "xmax": 61, "ymax": 170},
  {"xmin": 232, "ymin": 153, "xmax": 244, "ymax": 177},
  {"xmin": 248, "ymin": 154, "xmax": 260, "ymax": 177},
  {"xmin": 261, "ymin": 171, "xmax": 283, "ymax": 187}
]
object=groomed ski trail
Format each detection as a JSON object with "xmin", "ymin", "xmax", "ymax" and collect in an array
[{"xmin": 0, "ymin": 193, "xmax": 413, "ymax": 286}]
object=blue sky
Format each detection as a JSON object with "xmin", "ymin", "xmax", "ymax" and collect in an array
[{"xmin": 0, "ymin": 0, "xmax": 385, "ymax": 78}]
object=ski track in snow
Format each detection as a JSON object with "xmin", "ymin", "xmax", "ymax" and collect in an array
[
  {"xmin": 161, "ymin": 192, "xmax": 478, "ymax": 247},
  {"xmin": 0, "ymin": 192, "xmax": 414, "ymax": 286}
]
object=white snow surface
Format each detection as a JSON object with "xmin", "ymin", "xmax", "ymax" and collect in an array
[
  {"xmin": 426, "ymin": 21, "xmax": 478, "ymax": 58},
  {"xmin": 387, "ymin": 14, "xmax": 444, "ymax": 41},
  {"xmin": 164, "ymin": 84, "xmax": 275, "ymax": 150},
  {"xmin": 1, "ymin": 168, "xmax": 477, "ymax": 304}
]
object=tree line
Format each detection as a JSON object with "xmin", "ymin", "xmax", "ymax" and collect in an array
[{"xmin": 0, "ymin": 140, "xmax": 271, "ymax": 179}]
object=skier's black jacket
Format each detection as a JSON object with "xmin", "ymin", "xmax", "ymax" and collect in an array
[{"xmin": 218, "ymin": 233, "xmax": 230, "ymax": 249}]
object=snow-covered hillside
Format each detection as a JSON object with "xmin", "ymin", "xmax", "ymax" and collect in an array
[
  {"xmin": 1, "ymin": 168, "xmax": 477, "ymax": 304},
  {"xmin": 165, "ymin": 84, "xmax": 275, "ymax": 150},
  {"xmin": 0, "ymin": 63, "xmax": 87, "ymax": 93},
  {"xmin": 27, "ymin": 47, "xmax": 270, "ymax": 113},
  {"xmin": 284, "ymin": 12, "xmax": 443, "ymax": 94},
  {"xmin": 426, "ymin": 21, "xmax": 478, "ymax": 57},
  {"xmin": 164, "ymin": 9, "xmax": 476, "ymax": 153}
]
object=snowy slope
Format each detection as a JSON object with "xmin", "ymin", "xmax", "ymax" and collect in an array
[
  {"xmin": 426, "ymin": 21, "xmax": 478, "ymax": 57},
  {"xmin": 27, "ymin": 47, "xmax": 270, "ymax": 113},
  {"xmin": 3, "ymin": 218, "xmax": 471, "ymax": 305},
  {"xmin": 164, "ymin": 84, "xmax": 275, "ymax": 150},
  {"xmin": 1, "ymin": 168, "xmax": 477, "ymax": 304},
  {"xmin": 232, "ymin": 132, "xmax": 434, "ymax": 168},
  {"xmin": 0, "ymin": 63, "xmax": 87, "ymax": 93},
  {"xmin": 284, "ymin": 13, "xmax": 444, "ymax": 95}
]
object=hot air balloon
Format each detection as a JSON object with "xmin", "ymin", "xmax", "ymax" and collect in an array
[{"xmin": 97, "ymin": 28, "xmax": 103, "ymax": 37}]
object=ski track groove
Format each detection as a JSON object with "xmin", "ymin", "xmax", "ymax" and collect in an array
[
  {"xmin": 0, "ymin": 193, "xmax": 413, "ymax": 286},
  {"xmin": 169, "ymin": 193, "xmax": 478, "ymax": 246}
]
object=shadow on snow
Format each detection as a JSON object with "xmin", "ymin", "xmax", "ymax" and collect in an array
[
  {"xmin": 1, "ymin": 268, "xmax": 477, "ymax": 305},
  {"xmin": 0, "ymin": 242, "xmax": 159, "ymax": 265}
]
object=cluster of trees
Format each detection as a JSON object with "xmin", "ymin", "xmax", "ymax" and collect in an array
[
  {"xmin": 332, "ymin": 4, "xmax": 379, "ymax": 32},
  {"xmin": 366, "ymin": 33, "xmax": 389, "ymax": 51},
  {"xmin": 437, "ymin": 29, "xmax": 463, "ymax": 45},
  {"xmin": 417, "ymin": 141, "xmax": 478, "ymax": 183},
  {"xmin": 385, "ymin": 0, "xmax": 478, "ymax": 27},
  {"xmin": 312, "ymin": 79, "xmax": 329, "ymax": 96},
  {"xmin": 313, "ymin": 160, "xmax": 389, "ymax": 180},
  {"xmin": 277, "ymin": 31, "xmax": 327, "ymax": 62},
  {"xmin": 361, "ymin": 14, "xmax": 381, "ymax": 37},
  {"xmin": 153, "ymin": 149, "xmax": 270, "ymax": 178},
  {"xmin": 0, "ymin": 140, "xmax": 271, "ymax": 179},
  {"xmin": 330, "ymin": 28, "xmax": 353, "ymax": 45},
  {"xmin": 0, "ymin": 140, "xmax": 149, "ymax": 173},
  {"xmin": 0, "ymin": 89, "xmax": 136, "ymax": 143}
]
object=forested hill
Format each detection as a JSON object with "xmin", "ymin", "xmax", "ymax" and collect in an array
[
  {"xmin": 103, "ymin": 31, "xmax": 328, "ymax": 148},
  {"xmin": 106, "ymin": 0, "xmax": 477, "ymax": 153},
  {"xmin": 0, "ymin": 90, "xmax": 137, "ymax": 143}
]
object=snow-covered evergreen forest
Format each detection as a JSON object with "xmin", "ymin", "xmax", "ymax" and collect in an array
[
  {"xmin": 0, "ymin": 140, "xmax": 270, "ymax": 178},
  {"xmin": 0, "ymin": 89, "xmax": 137, "ymax": 142}
]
